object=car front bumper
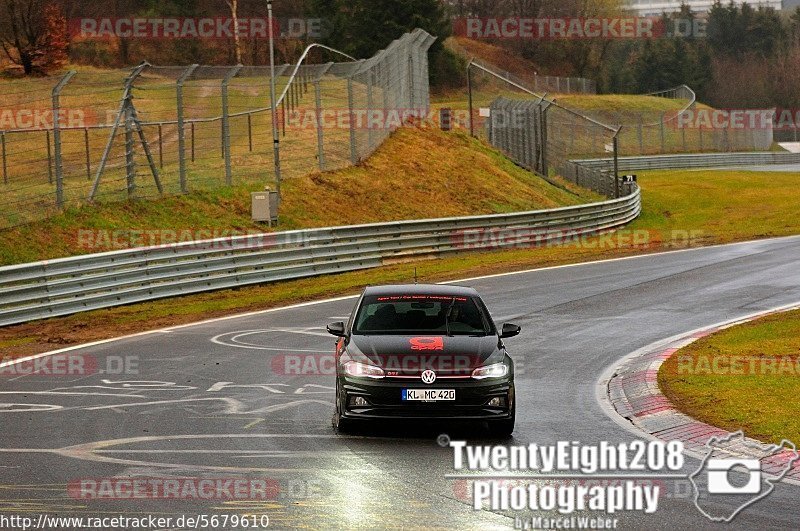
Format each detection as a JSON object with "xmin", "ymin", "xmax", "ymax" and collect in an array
[{"xmin": 339, "ymin": 376, "xmax": 514, "ymax": 421}]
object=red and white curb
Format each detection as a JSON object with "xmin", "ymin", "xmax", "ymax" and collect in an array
[{"xmin": 603, "ymin": 302, "xmax": 800, "ymax": 483}]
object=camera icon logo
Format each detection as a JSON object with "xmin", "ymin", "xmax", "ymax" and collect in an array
[
  {"xmin": 690, "ymin": 431, "xmax": 798, "ymax": 523},
  {"xmin": 706, "ymin": 458, "xmax": 761, "ymax": 495}
]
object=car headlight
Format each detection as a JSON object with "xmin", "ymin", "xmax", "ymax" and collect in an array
[
  {"xmin": 471, "ymin": 362, "xmax": 509, "ymax": 380},
  {"xmin": 343, "ymin": 361, "xmax": 385, "ymax": 379}
]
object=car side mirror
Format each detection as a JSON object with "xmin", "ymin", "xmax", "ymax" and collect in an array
[
  {"xmin": 327, "ymin": 321, "xmax": 346, "ymax": 337},
  {"xmin": 499, "ymin": 323, "xmax": 521, "ymax": 339}
]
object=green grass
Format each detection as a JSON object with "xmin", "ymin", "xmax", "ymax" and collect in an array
[
  {"xmin": 0, "ymin": 127, "xmax": 600, "ymax": 265},
  {"xmin": 630, "ymin": 169, "xmax": 800, "ymax": 243},
  {"xmin": 2, "ymin": 167, "xmax": 799, "ymax": 360},
  {"xmin": 659, "ymin": 309, "xmax": 800, "ymax": 445},
  {"xmin": 0, "ymin": 69, "xmax": 368, "ymax": 228}
]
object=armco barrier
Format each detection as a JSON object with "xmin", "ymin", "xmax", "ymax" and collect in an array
[
  {"xmin": 0, "ymin": 188, "xmax": 640, "ymax": 327},
  {"xmin": 571, "ymin": 151, "xmax": 800, "ymax": 172}
]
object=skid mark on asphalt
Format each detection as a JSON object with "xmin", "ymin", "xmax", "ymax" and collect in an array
[
  {"xmin": 211, "ymin": 328, "xmax": 331, "ymax": 352},
  {"xmin": 0, "ymin": 434, "xmax": 382, "ymax": 474}
]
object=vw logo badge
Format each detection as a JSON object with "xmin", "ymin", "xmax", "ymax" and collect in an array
[{"xmin": 421, "ymin": 370, "xmax": 437, "ymax": 384}]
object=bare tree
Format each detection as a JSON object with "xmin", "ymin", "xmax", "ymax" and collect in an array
[
  {"xmin": 225, "ymin": 0, "xmax": 243, "ymax": 64},
  {"xmin": 0, "ymin": 0, "xmax": 48, "ymax": 74}
]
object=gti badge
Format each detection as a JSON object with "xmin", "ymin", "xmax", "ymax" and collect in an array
[{"xmin": 421, "ymin": 369, "xmax": 437, "ymax": 384}]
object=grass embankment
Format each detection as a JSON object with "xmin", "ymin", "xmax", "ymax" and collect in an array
[
  {"xmin": 659, "ymin": 309, "xmax": 800, "ymax": 445},
  {"xmin": 0, "ymin": 127, "xmax": 598, "ymax": 265},
  {"xmin": 1, "ymin": 167, "xmax": 799, "ymax": 359}
]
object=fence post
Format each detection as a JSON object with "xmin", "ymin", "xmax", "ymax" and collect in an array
[
  {"xmin": 51, "ymin": 70, "xmax": 76, "ymax": 209},
  {"xmin": 90, "ymin": 62, "xmax": 150, "ymax": 200},
  {"xmin": 347, "ymin": 77, "xmax": 358, "ymax": 164},
  {"xmin": 540, "ymin": 100, "xmax": 550, "ymax": 175},
  {"xmin": 158, "ymin": 124, "xmax": 163, "ymax": 168},
  {"xmin": 366, "ymin": 69, "xmax": 374, "ymax": 150},
  {"xmin": 84, "ymin": 128, "xmax": 91, "ymax": 180},
  {"xmin": 637, "ymin": 114, "xmax": 644, "ymax": 154},
  {"xmin": 221, "ymin": 65, "xmax": 242, "ymax": 187},
  {"xmin": 312, "ymin": 62, "xmax": 334, "ymax": 172},
  {"xmin": 568, "ymin": 114, "xmax": 576, "ymax": 153},
  {"xmin": 1, "ymin": 133, "xmax": 7, "ymax": 185},
  {"xmin": 281, "ymin": 99, "xmax": 286, "ymax": 137},
  {"xmin": 124, "ymin": 106, "xmax": 135, "ymax": 198},
  {"xmin": 660, "ymin": 112, "xmax": 666, "ymax": 153},
  {"xmin": 46, "ymin": 130, "xmax": 53, "ymax": 185},
  {"xmin": 314, "ymin": 80, "xmax": 326, "ymax": 171},
  {"xmin": 247, "ymin": 114, "xmax": 253, "ymax": 152},
  {"xmin": 681, "ymin": 126, "xmax": 686, "ymax": 152},
  {"xmin": 467, "ymin": 63, "xmax": 474, "ymax": 137},
  {"xmin": 613, "ymin": 128, "xmax": 621, "ymax": 198},
  {"xmin": 176, "ymin": 64, "xmax": 198, "ymax": 194}
]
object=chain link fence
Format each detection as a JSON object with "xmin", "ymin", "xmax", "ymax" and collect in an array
[
  {"xmin": 487, "ymin": 96, "xmax": 624, "ymax": 198},
  {"xmin": 466, "ymin": 61, "xmax": 623, "ymax": 198},
  {"xmin": 0, "ymin": 29, "xmax": 436, "ymax": 229},
  {"xmin": 466, "ymin": 60, "xmax": 778, "ymax": 198},
  {"xmin": 447, "ymin": 43, "xmax": 596, "ymax": 95}
]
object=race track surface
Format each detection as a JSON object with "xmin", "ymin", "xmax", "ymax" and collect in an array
[{"xmin": 2, "ymin": 236, "xmax": 800, "ymax": 530}]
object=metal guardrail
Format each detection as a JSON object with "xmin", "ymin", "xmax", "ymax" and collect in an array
[
  {"xmin": 571, "ymin": 152, "xmax": 800, "ymax": 172},
  {"xmin": 0, "ymin": 187, "xmax": 640, "ymax": 327}
]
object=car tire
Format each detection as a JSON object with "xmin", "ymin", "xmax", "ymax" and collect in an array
[
  {"xmin": 332, "ymin": 407, "xmax": 357, "ymax": 434},
  {"xmin": 488, "ymin": 417, "xmax": 515, "ymax": 438},
  {"xmin": 333, "ymin": 378, "xmax": 357, "ymax": 434}
]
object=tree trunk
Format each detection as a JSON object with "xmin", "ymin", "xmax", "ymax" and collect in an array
[
  {"xmin": 20, "ymin": 50, "xmax": 33, "ymax": 74},
  {"xmin": 227, "ymin": 0, "xmax": 242, "ymax": 64}
]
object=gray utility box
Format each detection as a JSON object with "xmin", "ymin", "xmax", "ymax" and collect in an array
[{"xmin": 251, "ymin": 189, "xmax": 279, "ymax": 226}]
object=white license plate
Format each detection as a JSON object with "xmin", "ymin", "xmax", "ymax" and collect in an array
[{"xmin": 402, "ymin": 389, "xmax": 455, "ymax": 402}]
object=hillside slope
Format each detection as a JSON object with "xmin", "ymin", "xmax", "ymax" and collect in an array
[{"xmin": 0, "ymin": 127, "xmax": 600, "ymax": 265}]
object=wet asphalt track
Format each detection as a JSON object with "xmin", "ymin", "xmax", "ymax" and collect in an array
[{"xmin": 2, "ymin": 236, "xmax": 800, "ymax": 530}]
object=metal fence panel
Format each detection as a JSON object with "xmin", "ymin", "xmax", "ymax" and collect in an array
[{"xmin": 0, "ymin": 30, "xmax": 436, "ymax": 230}]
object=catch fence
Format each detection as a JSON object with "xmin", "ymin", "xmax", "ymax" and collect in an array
[{"xmin": 0, "ymin": 29, "xmax": 436, "ymax": 229}]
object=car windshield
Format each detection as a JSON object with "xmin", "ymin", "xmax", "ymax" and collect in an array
[{"xmin": 353, "ymin": 294, "xmax": 492, "ymax": 335}]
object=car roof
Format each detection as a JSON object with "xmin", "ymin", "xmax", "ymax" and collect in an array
[{"xmin": 362, "ymin": 284, "xmax": 480, "ymax": 297}]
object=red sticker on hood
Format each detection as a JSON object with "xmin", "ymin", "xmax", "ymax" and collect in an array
[{"xmin": 409, "ymin": 337, "xmax": 444, "ymax": 351}]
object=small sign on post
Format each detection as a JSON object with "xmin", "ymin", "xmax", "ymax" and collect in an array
[
  {"xmin": 439, "ymin": 108, "xmax": 452, "ymax": 131},
  {"xmin": 620, "ymin": 174, "xmax": 637, "ymax": 196}
]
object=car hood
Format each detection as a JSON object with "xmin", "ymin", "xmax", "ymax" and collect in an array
[{"xmin": 346, "ymin": 334, "xmax": 503, "ymax": 376}]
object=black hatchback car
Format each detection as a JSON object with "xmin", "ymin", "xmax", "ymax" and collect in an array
[{"xmin": 327, "ymin": 284, "xmax": 521, "ymax": 437}]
